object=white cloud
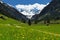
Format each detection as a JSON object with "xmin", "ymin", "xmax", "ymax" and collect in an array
[
  {"xmin": 15, "ymin": 3, "xmax": 47, "ymax": 19},
  {"xmin": 16, "ymin": 3, "xmax": 46, "ymax": 11}
]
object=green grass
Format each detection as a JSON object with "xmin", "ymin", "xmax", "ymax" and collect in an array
[{"xmin": 0, "ymin": 15, "xmax": 60, "ymax": 40}]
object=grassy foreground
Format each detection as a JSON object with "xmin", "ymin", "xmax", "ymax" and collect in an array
[{"xmin": 0, "ymin": 16, "xmax": 60, "ymax": 40}]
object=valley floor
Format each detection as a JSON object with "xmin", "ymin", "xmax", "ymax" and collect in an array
[{"xmin": 0, "ymin": 17, "xmax": 60, "ymax": 40}]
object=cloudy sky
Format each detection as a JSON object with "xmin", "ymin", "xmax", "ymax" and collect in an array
[{"xmin": 2, "ymin": 0, "xmax": 51, "ymax": 18}]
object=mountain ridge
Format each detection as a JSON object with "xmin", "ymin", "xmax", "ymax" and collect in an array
[
  {"xmin": 32, "ymin": 0, "xmax": 60, "ymax": 22},
  {"xmin": 0, "ymin": 1, "xmax": 28, "ymax": 23}
]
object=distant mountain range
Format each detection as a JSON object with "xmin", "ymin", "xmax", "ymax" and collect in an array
[
  {"xmin": 15, "ymin": 3, "xmax": 46, "ymax": 19},
  {"xmin": 0, "ymin": 0, "xmax": 60, "ymax": 24}
]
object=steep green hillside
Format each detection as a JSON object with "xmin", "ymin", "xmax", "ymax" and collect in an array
[{"xmin": 0, "ymin": 14, "xmax": 60, "ymax": 40}]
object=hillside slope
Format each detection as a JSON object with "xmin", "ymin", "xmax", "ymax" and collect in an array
[
  {"xmin": 0, "ymin": 1, "xmax": 28, "ymax": 23},
  {"xmin": 32, "ymin": 0, "xmax": 60, "ymax": 21}
]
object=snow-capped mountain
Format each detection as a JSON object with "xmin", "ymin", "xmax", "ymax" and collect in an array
[{"xmin": 15, "ymin": 3, "xmax": 47, "ymax": 19}]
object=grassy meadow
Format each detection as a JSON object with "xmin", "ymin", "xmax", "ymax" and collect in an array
[{"xmin": 0, "ymin": 15, "xmax": 60, "ymax": 40}]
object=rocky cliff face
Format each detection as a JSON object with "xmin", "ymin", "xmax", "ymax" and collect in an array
[{"xmin": 32, "ymin": 0, "xmax": 60, "ymax": 21}]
